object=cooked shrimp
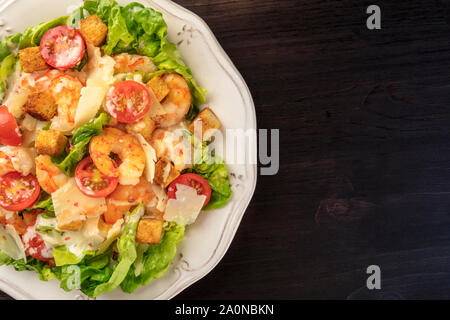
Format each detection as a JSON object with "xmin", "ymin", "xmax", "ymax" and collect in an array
[
  {"xmin": 89, "ymin": 127, "xmax": 146, "ymax": 185},
  {"xmin": 104, "ymin": 176, "xmax": 166, "ymax": 224},
  {"xmin": 113, "ymin": 53, "xmax": 157, "ymax": 74},
  {"xmin": 33, "ymin": 69, "xmax": 64, "ymax": 91},
  {"xmin": 150, "ymin": 128, "xmax": 192, "ymax": 171},
  {"xmin": 35, "ymin": 155, "xmax": 69, "ymax": 194},
  {"xmin": 0, "ymin": 146, "xmax": 34, "ymax": 176},
  {"xmin": 151, "ymin": 73, "xmax": 191, "ymax": 128},
  {"xmin": 49, "ymin": 74, "xmax": 83, "ymax": 132},
  {"xmin": 33, "ymin": 69, "xmax": 86, "ymax": 90},
  {"xmin": 125, "ymin": 114, "xmax": 155, "ymax": 141}
]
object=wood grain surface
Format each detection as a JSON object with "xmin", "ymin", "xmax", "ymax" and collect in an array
[{"xmin": 2, "ymin": 0, "xmax": 450, "ymax": 300}]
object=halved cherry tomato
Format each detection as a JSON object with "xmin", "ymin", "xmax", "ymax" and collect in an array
[
  {"xmin": 167, "ymin": 173, "xmax": 211, "ymax": 207},
  {"xmin": 40, "ymin": 26, "xmax": 85, "ymax": 69},
  {"xmin": 0, "ymin": 105, "xmax": 22, "ymax": 146},
  {"xmin": 105, "ymin": 80, "xmax": 151, "ymax": 123},
  {"xmin": 75, "ymin": 157, "xmax": 119, "ymax": 198},
  {"xmin": 23, "ymin": 226, "xmax": 52, "ymax": 261},
  {"xmin": 0, "ymin": 172, "xmax": 40, "ymax": 211}
]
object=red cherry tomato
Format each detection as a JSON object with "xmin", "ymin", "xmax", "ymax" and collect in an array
[
  {"xmin": 167, "ymin": 173, "xmax": 211, "ymax": 207},
  {"xmin": 40, "ymin": 26, "xmax": 85, "ymax": 69},
  {"xmin": 23, "ymin": 226, "xmax": 52, "ymax": 261},
  {"xmin": 105, "ymin": 80, "xmax": 151, "ymax": 123},
  {"xmin": 75, "ymin": 157, "xmax": 119, "ymax": 198},
  {"xmin": 0, "ymin": 172, "xmax": 40, "ymax": 211},
  {"xmin": 0, "ymin": 105, "xmax": 22, "ymax": 146}
]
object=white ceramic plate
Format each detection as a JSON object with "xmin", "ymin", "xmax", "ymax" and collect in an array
[{"xmin": 0, "ymin": 0, "xmax": 257, "ymax": 299}]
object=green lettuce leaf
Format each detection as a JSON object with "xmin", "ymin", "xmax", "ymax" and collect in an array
[
  {"xmin": 121, "ymin": 222, "xmax": 185, "ymax": 293},
  {"xmin": 22, "ymin": 194, "xmax": 54, "ymax": 215},
  {"xmin": 188, "ymin": 144, "xmax": 232, "ymax": 210},
  {"xmin": 82, "ymin": 0, "xmax": 206, "ymax": 108},
  {"xmin": 2, "ymin": 256, "xmax": 56, "ymax": 281},
  {"xmin": 19, "ymin": 16, "xmax": 68, "ymax": 49},
  {"xmin": 51, "ymin": 112, "xmax": 110, "ymax": 176},
  {"xmin": 0, "ymin": 250, "xmax": 13, "ymax": 265},
  {"xmin": 152, "ymin": 43, "xmax": 206, "ymax": 107},
  {"xmin": 52, "ymin": 246, "xmax": 96, "ymax": 267},
  {"xmin": 84, "ymin": 0, "xmax": 135, "ymax": 55},
  {"xmin": 67, "ymin": 6, "xmax": 85, "ymax": 28},
  {"xmin": 0, "ymin": 54, "xmax": 16, "ymax": 100},
  {"xmin": 92, "ymin": 205, "xmax": 144, "ymax": 297},
  {"xmin": 5, "ymin": 33, "xmax": 22, "ymax": 45},
  {"xmin": 52, "ymin": 250, "xmax": 112, "ymax": 294},
  {"xmin": 0, "ymin": 41, "xmax": 11, "ymax": 64}
]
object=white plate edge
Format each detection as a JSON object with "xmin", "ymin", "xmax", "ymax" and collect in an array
[{"xmin": 0, "ymin": 0, "xmax": 258, "ymax": 300}]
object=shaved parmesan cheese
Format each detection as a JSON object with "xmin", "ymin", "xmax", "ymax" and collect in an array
[
  {"xmin": 52, "ymin": 179, "xmax": 107, "ymax": 227},
  {"xmin": 5, "ymin": 89, "xmax": 29, "ymax": 118},
  {"xmin": 21, "ymin": 120, "xmax": 47, "ymax": 148},
  {"xmin": 74, "ymin": 86, "xmax": 106, "ymax": 128},
  {"xmin": 164, "ymin": 184, "xmax": 206, "ymax": 226},
  {"xmin": 136, "ymin": 133, "xmax": 156, "ymax": 183},
  {"xmin": 72, "ymin": 44, "xmax": 115, "ymax": 129},
  {"xmin": 145, "ymin": 183, "xmax": 167, "ymax": 214},
  {"xmin": 0, "ymin": 224, "xmax": 26, "ymax": 261},
  {"xmin": 4, "ymin": 66, "xmax": 30, "ymax": 117},
  {"xmin": 86, "ymin": 44, "xmax": 115, "ymax": 88},
  {"xmin": 21, "ymin": 114, "xmax": 37, "ymax": 131}
]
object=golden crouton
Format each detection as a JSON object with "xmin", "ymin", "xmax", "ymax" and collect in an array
[
  {"xmin": 23, "ymin": 91, "xmax": 57, "ymax": 121},
  {"xmin": 57, "ymin": 213, "xmax": 84, "ymax": 232},
  {"xmin": 35, "ymin": 129, "xmax": 67, "ymax": 157},
  {"xmin": 136, "ymin": 218, "xmax": 164, "ymax": 244},
  {"xmin": 18, "ymin": 46, "xmax": 48, "ymax": 73},
  {"xmin": 188, "ymin": 107, "xmax": 221, "ymax": 141},
  {"xmin": 79, "ymin": 14, "xmax": 108, "ymax": 46},
  {"xmin": 147, "ymin": 76, "xmax": 170, "ymax": 102},
  {"xmin": 154, "ymin": 158, "xmax": 180, "ymax": 187},
  {"xmin": 125, "ymin": 114, "xmax": 155, "ymax": 141}
]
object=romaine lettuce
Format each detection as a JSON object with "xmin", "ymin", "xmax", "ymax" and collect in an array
[
  {"xmin": 188, "ymin": 144, "xmax": 232, "ymax": 210},
  {"xmin": 52, "ymin": 246, "xmax": 94, "ymax": 267},
  {"xmin": 67, "ymin": 7, "xmax": 85, "ymax": 28},
  {"xmin": 0, "ymin": 254, "xmax": 56, "ymax": 281},
  {"xmin": 91, "ymin": 205, "xmax": 144, "ymax": 297},
  {"xmin": 120, "ymin": 222, "xmax": 185, "ymax": 293},
  {"xmin": 82, "ymin": 0, "xmax": 206, "ymax": 108},
  {"xmin": 22, "ymin": 194, "xmax": 54, "ymax": 215},
  {"xmin": 0, "ymin": 41, "xmax": 11, "ymax": 64},
  {"xmin": 53, "ymin": 249, "xmax": 112, "ymax": 294},
  {"xmin": 0, "ymin": 53, "xmax": 16, "ymax": 100},
  {"xmin": 18, "ymin": 16, "xmax": 68, "ymax": 49}
]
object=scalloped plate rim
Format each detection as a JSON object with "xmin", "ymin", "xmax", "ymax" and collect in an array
[{"xmin": 0, "ymin": 0, "xmax": 257, "ymax": 300}]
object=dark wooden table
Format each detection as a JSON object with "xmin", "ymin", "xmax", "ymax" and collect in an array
[{"xmin": 2, "ymin": 0, "xmax": 450, "ymax": 300}]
